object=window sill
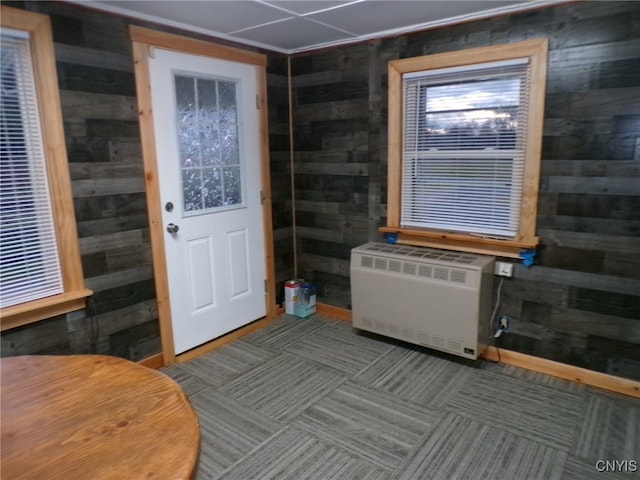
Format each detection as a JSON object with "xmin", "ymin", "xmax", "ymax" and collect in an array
[
  {"xmin": 379, "ymin": 227, "xmax": 538, "ymax": 259},
  {"xmin": 0, "ymin": 288, "xmax": 93, "ymax": 332}
]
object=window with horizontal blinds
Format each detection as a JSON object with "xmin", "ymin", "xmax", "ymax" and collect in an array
[
  {"xmin": 0, "ymin": 30, "xmax": 63, "ymax": 308},
  {"xmin": 401, "ymin": 58, "xmax": 530, "ymax": 238}
]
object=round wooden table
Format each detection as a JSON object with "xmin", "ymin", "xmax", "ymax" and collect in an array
[{"xmin": 1, "ymin": 355, "xmax": 200, "ymax": 480}]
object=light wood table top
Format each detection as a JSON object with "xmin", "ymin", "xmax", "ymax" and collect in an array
[{"xmin": 1, "ymin": 355, "xmax": 200, "ymax": 480}]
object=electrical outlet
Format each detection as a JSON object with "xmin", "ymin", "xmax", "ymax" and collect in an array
[
  {"xmin": 499, "ymin": 316, "xmax": 509, "ymax": 330},
  {"xmin": 495, "ymin": 261, "xmax": 513, "ymax": 277},
  {"xmin": 494, "ymin": 316, "xmax": 511, "ymax": 337}
]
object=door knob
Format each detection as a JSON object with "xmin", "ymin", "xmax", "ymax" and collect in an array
[{"xmin": 166, "ymin": 223, "xmax": 179, "ymax": 234}]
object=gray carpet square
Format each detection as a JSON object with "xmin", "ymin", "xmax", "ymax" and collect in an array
[
  {"xmin": 162, "ymin": 314, "xmax": 640, "ymax": 480},
  {"xmin": 285, "ymin": 323, "xmax": 394, "ymax": 375},
  {"xmin": 160, "ymin": 363, "xmax": 211, "ymax": 397},
  {"xmin": 217, "ymin": 427, "xmax": 388, "ymax": 480},
  {"xmin": 179, "ymin": 339, "xmax": 276, "ymax": 388},
  {"xmin": 243, "ymin": 314, "xmax": 326, "ymax": 350},
  {"xmin": 190, "ymin": 387, "xmax": 283, "ymax": 479},
  {"xmin": 220, "ymin": 352, "xmax": 348, "ymax": 422},
  {"xmin": 574, "ymin": 389, "xmax": 640, "ymax": 462},
  {"xmin": 354, "ymin": 346, "xmax": 472, "ymax": 406},
  {"xmin": 391, "ymin": 413, "xmax": 567, "ymax": 480},
  {"xmin": 292, "ymin": 381, "xmax": 441, "ymax": 470},
  {"xmin": 479, "ymin": 360, "xmax": 587, "ymax": 394},
  {"xmin": 443, "ymin": 369, "xmax": 584, "ymax": 450}
]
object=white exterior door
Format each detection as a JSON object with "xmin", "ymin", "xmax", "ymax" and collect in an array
[{"xmin": 148, "ymin": 48, "xmax": 266, "ymax": 354}]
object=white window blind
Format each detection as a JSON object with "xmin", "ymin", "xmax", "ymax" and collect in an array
[
  {"xmin": 0, "ymin": 30, "xmax": 63, "ymax": 308},
  {"xmin": 401, "ymin": 58, "xmax": 530, "ymax": 238}
]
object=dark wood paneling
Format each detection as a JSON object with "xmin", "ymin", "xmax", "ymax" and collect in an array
[
  {"xmin": 598, "ymin": 58, "xmax": 640, "ymax": 88},
  {"xmin": 66, "ymin": 137, "xmax": 113, "ymax": 163},
  {"xmin": 85, "ymin": 119, "xmax": 140, "ymax": 138},
  {"xmin": 1, "ymin": 315, "xmax": 71, "ymax": 356},
  {"xmin": 0, "ymin": 1, "xmax": 157, "ymax": 359},
  {"xmin": 4, "ymin": 0, "xmax": 638, "ymax": 379},
  {"xmin": 49, "ymin": 14, "xmax": 84, "ymax": 46},
  {"xmin": 73, "ymin": 193, "xmax": 148, "ymax": 223},
  {"xmin": 57, "ymin": 63, "xmax": 136, "ymax": 96},
  {"xmin": 109, "ymin": 319, "xmax": 161, "ymax": 361},
  {"xmin": 290, "ymin": 1, "xmax": 640, "ymax": 380},
  {"xmin": 297, "ymin": 81, "xmax": 368, "ymax": 104},
  {"xmin": 1, "ymin": 2, "xmax": 290, "ymax": 359},
  {"xmin": 267, "ymin": 54, "xmax": 295, "ymax": 305},
  {"xmin": 76, "ymin": 215, "xmax": 151, "ymax": 239},
  {"xmin": 90, "ymin": 280, "xmax": 157, "ymax": 317},
  {"xmin": 570, "ymin": 287, "xmax": 640, "ymax": 320}
]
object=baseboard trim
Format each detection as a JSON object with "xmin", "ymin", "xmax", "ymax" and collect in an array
[
  {"xmin": 138, "ymin": 353, "xmax": 164, "ymax": 369},
  {"xmin": 316, "ymin": 303, "xmax": 352, "ymax": 321},
  {"xmin": 176, "ymin": 315, "xmax": 277, "ymax": 364},
  {"xmin": 317, "ymin": 303, "xmax": 640, "ymax": 398},
  {"xmin": 482, "ymin": 346, "xmax": 640, "ymax": 398},
  {"xmin": 148, "ymin": 303, "xmax": 639, "ymax": 398}
]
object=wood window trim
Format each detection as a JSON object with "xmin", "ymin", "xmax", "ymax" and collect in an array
[
  {"xmin": 1, "ymin": 7, "xmax": 92, "ymax": 331},
  {"xmin": 383, "ymin": 38, "xmax": 548, "ymax": 259}
]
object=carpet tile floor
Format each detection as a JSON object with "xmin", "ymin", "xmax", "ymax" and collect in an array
[{"xmin": 161, "ymin": 314, "xmax": 640, "ymax": 480}]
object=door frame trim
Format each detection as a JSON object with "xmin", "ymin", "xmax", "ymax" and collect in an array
[{"xmin": 130, "ymin": 26, "xmax": 276, "ymax": 365}]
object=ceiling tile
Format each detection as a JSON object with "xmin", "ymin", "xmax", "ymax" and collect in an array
[
  {"xmin": 263, "ymin": 1, "xmax": 354, "ymax": 15},
  {"xmin": 99, "ymin": 0, "xmax": 290, "ymax": 34},
  {"xmin": 86, "ymin": 0, "xmax": 562, "ymax": 53},
  {"xmin": 232, "ymin": 17, "xmax": 356, "ymax": 51},
  {"xmin": 308, "ymin": 0, "xmax": 524, "ymax": 36}
]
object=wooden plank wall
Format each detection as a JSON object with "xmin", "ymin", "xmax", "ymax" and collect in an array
[
  {"xmin": 1, "ymin": 1, "xmax": 637, "ymax": 381},
  {"xmin": 291, "ymin": 44, "xmax": 376, "ymax": 306},
  {"xmin": 1, "ymin": 1, "xmax": 156, "ymax": 360},
  {"xmin": 267, "ymin": 56, "xmax": 295, "ymax": 303},
  {"xmin": 0, "ymin": 1, "xmax": 292, "ymax": 360},
  {"xmin": 290, "ymin": 2, "xmax": 640, "ymax": 380}
]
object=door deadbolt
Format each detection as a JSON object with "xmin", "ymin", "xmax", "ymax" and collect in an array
[
  {"xmin": 166, "ymin": 223, "xmax": 179, "ymax": 234},
  {"xmin": 165, "ymin": 202, "xmax": 174, "ymax": 212}
]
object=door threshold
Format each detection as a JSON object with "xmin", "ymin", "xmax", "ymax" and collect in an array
[{"xmin": 175, "ymin": 313, "xmax": 280, "ymax": 364}]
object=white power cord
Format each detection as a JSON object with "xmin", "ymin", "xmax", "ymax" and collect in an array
[{"xmin": 488, "ymin": 276, "xmax": 504, "ymax": 339}]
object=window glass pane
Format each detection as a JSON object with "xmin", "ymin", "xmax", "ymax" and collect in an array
[
  {"xmin": 402, "ymin": 65, "xmax": 529, "ymax": 238},
  {"xmin": 422, "ymin": 77, "xmax": 520, "ymax": 151},
  {"xmin": 221, "ymin": 123, "xmax": 239, "ymax": 165},
  {"xmin": 196, "ymin": 78, "xmax": 220, "ymax": 167},
  {"xmin": 174, "ymin": 75, "xmax": 243, "ymax": 215},
  {"xmin": 182, "ymin": 168, "xmax": 202, "ymax": 212},
  {"xmin": 403, "ymin": 157, "xmax": 517, "ymax": 236},
  {"xmin": 175, "ymin": 75, "xmax": 199, "ymax": 168},
  {"xmin": 219, "ymin": 81, "xmax": 239, "ymax": 165},
  {"xmin": 218, "ymin": 81, "xmax": 237, "ymax": 122},
  {"xmin": 203, "ymin": 167, "xmax": 222, "ymax": 209},
  {"xmin": 425, "ymin": 78, "xmax": 521, "ymax": 112},
  {"xmin": 223, "ymin": 166, "xmax": 241, "ymax": 205}
]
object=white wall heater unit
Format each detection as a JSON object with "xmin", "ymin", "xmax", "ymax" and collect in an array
[{"xmin": 350, "ymin": 242, "xmax": 495, "ymax": 360}]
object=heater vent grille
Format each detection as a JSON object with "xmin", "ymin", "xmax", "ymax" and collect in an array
[
  {"xmin": 360, "ymin": 252, "xmax": 469, "ymax": 287},
  {"xmin": 351, "ymin": 242, "xmax": 494, "ymax": 360}
]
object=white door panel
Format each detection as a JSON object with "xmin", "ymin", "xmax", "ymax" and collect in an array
[
  {"xmin": 149, "ymin": 48, "xmax": 266, "ymax": 354},
  {"xmin": 186, "ymin": 236, "xmax": 215, "ymax": 312},
  {"xmin": 227, "ymin": 228, "xmax": 250, "ymax": 299}
]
